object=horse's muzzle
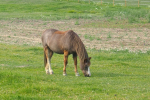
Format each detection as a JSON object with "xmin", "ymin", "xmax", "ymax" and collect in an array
[
  {"xmin": 82, "ymin": 69, "xmax": 91, "ymax": 77},
  {"xmin": 85, "ymin": 74, "xmax": 90, "ymax": 77}
]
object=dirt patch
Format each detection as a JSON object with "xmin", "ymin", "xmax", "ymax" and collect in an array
[{"xmin": 0, "ymin": 19, "xmax": 150, "ymax": 52}]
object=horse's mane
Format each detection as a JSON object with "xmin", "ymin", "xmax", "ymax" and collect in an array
[{"xmin": 67, "ymin": 30, "xmax": 89, "ymax": 62}]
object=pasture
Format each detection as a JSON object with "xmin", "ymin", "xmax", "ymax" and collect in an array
[
  {"xmin": 0, "ymin": 44, "xmax": 150, "ymax": 99},
  {"xmin": 0, "ymin": 0, "xmax": 150, "ymax": 99}
]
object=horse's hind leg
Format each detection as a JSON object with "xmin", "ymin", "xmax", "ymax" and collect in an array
[
  {"xmin": 44, "ymin": 46, "xmax": 53, "ymax": 74},
  {"xmin": 73, "ymin": 53, "xmax": 80, "ymax": 76},
  {"xmin": 63, "ymin": 50, "xmax": 69, "ymax": 76}
]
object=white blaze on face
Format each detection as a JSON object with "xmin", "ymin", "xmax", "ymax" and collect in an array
[{"xmin": 88, "ymin": 67, "xmax": 91, "ymax": 76}]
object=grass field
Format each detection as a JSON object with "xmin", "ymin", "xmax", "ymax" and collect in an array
[
  {"xmin": 0, "ymin": 0, "xmax": 150, "ymax": 23},
  {"xmin": 0, "ymin": 43, "xmax": 150, "ymax": 99},
  {"xmin": 0, "ymin": 0, "xmax": 150, "ymax": 99},
  {"xmin": 91, "ymin": 0, "xmax": 150, "ymax": 6}
]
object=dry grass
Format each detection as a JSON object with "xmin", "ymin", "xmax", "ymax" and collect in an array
[{"xmin": 0, "ymin": 19, "xmax": 150, "ymax": 52}]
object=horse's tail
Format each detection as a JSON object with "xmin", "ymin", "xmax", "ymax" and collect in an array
[{"xmin": 44, "ymin": 49, "xmax": 47, "ymax": 67}]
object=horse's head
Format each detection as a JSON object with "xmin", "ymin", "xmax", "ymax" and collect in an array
[{"xmin": 80, "ymin": 57, "xmax": 91, "ymax": 77}]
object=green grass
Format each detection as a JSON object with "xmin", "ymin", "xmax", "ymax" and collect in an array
[
  {"xmin": 0, "ymin": 43, "xmax": 150, "ymax": 100},
  {"xmin": 0, "ymin": 0, "xmax": 100, "ymax": 20},
  {"xmin": 0, "ymin": 0, "xmax": 150, "ymax": 24},
  {"xmin": 0, "ymin": 0, "xmax": 150, "ymax": 99},
  {"xmin": 93, "ymin": 0, "xmax": 150, "ymax": 7}
]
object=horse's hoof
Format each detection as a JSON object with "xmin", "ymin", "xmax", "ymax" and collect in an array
[
  {"xmin": 46, "ymin": 71, "xmax": 50, "ymax": 74},
  {"xmin": 75, "ymin": 73, "xmax": 80, "ymax": 76},
  {"xmin": 63, "ymin": 73, "xmax": 67, "ymax": 76}
]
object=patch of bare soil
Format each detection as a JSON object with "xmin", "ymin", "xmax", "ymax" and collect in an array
[{"xmin": 0, "ymin": 19, "xmax": 150, "ymax": 52}]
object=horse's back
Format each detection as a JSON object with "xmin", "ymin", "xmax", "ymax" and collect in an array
[
  {"xmin": 42, "ymin": 29, "xmax": 75, "ymax": 44},
  {"xmin": 42, "ymin": 29, "xmax": 78, "ymax": 54}
]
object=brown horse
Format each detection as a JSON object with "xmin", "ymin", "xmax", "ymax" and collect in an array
[{"xmin": 41, "ymin": 29, "xmax": 91, "ymax": 77}]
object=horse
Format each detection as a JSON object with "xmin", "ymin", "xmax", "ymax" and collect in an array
[{"xmin": 41, "ymin": 29, "xmax": 91, "ymax": 77}]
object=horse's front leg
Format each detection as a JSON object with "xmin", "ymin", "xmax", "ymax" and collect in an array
[
  {"xmin": 63, "ymin": 50, "xmax": 68, "ymax": 76},
  {"xmin": 73, "ymin": 53, "xmax": 80, "ymax": 76}
]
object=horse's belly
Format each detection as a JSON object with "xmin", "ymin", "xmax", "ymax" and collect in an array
[
  {"xmin": 52, "ymin": 49, "xmax": 64, "ymax": 54},
  {"xmin": 49, "ymin": 44, "xmax": 74, "ymax": 54},
  {"xmin": 49, "ymin": 45, "xmax": 64, "ymax": 54},
  {"xmin": 47, "ymin": 35, "xmax": 75, "ymax": 54}
]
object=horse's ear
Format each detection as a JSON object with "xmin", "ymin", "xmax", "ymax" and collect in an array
[{"xmin": 89, "ymin": 57, "xmax": 91, "ymax": 60}]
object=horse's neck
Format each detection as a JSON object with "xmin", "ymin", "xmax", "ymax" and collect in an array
[{"xmin": 71, "ymin": 32, "xmax": 88, "ymax": 62}]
